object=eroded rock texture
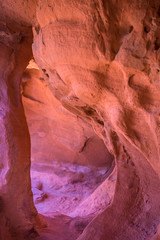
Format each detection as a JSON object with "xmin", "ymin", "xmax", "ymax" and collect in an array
[
  {"xmin": 0, "ymin": 29, "xmax": 38, "ymax": 240},
  {"xmin": 22, "ymin": 65, "xmax": 113, "ymax": 167},
  {"xmin": 0, "ymin": 2, "xmax": 39, "ymax": 240},
  {"xmin": 0, "ymin": 0, "xmax": 160, "ymax": 240},
  {"xmin": 32, "ymin": 1, "xmax": 160, "ymax": 240}
]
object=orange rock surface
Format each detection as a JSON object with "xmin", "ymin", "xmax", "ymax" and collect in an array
[
  {"xmin": 22, "ymin": 65, "xmax": 113, "ymax": 167},
  {"xmin": 0, "ymin": 0, "xmax": 160, "ymax": 240}
]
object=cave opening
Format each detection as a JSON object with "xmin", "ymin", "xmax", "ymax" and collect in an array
[{"xmin": 21, "ymin": 60, "xmax": 116, "ymax": 238}]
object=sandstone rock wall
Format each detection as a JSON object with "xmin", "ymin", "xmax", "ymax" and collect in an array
[
  {"xmin": 22, "ymin": 66, "xmax": 113, "ymax": 167},
  {"xmin": 0, "ymin": 0, "xmax": 160, "ymax": 239},
  {"xmin": 0, "ymin": 26, "xmax": 38, "ymax": 239},
  {"xmin": 32, "ymin": 1, "xmax": 160, "ymax": 239}
]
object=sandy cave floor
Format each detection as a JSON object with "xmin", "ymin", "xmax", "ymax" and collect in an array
[{"xmin": 31, "ymin": 161, "xmax": 115, "ymax": 240}]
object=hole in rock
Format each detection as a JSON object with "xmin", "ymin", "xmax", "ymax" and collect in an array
[
  {"xmin": 144, "ymin": 25, "xmax": 150, "ymax": 33},
  {"xmin": 21, "ymin": 60, "xmax": 116, "ymax": 239}
]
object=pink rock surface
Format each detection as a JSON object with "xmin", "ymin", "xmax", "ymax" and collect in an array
[
  {"xmin": 31, "ymin": 160, "xmax": 115, "ymax": 217},
  {"xmin": 32, "ymin": 1, "xmax": 160, "ymax": 239},
  {"xmin": 0, "ymin": 0, "xmax": 160, "ymax": 240},
  {"xmin": 0, "ymin": 29, "xmax": 39, "ymax": 239}
]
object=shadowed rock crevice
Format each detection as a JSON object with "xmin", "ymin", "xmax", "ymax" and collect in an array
[
  {"xmin": 0, "ymin": 27, "xmax": 40, "ymax": 240},
  {"xmin": 1, "ymin": 0, "xmax": 160, "ymax": 240}
]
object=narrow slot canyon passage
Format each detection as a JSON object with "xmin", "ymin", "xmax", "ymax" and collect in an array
[
  {"xmin": 1, "ymin": 1, "xmax": 160, "ymax": 240},
  {"xmin": 21, "ymin": 61, "xmax": 116, "ymax": 239}
]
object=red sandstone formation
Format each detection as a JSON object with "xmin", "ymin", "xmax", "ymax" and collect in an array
[
  {"xmin": 22, "ymin": 64, "xmax": 113, "ymax": 167},
  {"xmin": 22, "ymin": 65, "xmax": 115, "ymax": 237},
  {"xmin": 0, "ymin": 0, "xmax": 160, "ymax": 240}
]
